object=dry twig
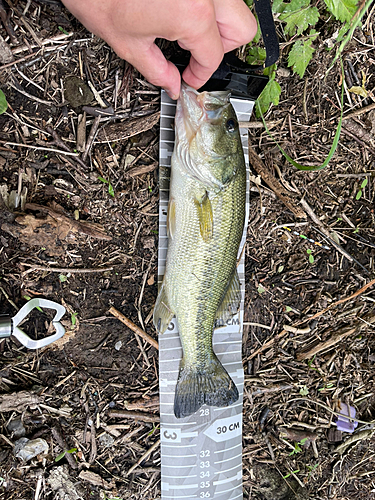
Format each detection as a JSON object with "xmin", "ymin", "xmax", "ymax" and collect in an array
[{"xmin": 109, "ymin": 306, "xmax": 158, "ymax": 350}]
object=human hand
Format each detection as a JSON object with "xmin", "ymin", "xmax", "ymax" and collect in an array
[{"xmin": 60, "ymin": 0, "xmax": 257, "ymax": 99}]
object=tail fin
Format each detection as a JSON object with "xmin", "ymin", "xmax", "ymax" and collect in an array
[{"xmin": 174, "ymin": 355, "xmax": 239, "ymax": 419}]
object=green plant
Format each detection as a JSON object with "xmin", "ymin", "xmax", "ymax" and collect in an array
[
  {"xmin": 246, "ymin": 0, "xmax": 370, "ymax": 116},
  {"xmin": 98, "ymin": 176, "xmax": 115, "ymax": 197},
  {"xmin": 307, "ymin": 463, "xmax": 319, "ymax": 477},
  {"xmin": 318, "ymin": 382, "xmax": 334, "ymax": 391},
  {"xmin": 148, "ymin": 423, "xmax": 160, "ymax": 436},
  {"xmin": 55, "ymin": 447, "xmax": 77, "ymax": 462},
  {"xmin": 306, "ymin": 248, "xmax": 314, "ymax": 264},
  {"xmin": 356, "ymin": 178, "xmax": 368, "ymax": 200},
  {"xmin": 299, "ymin": 385, "xmax": 309, "ymax": 396},
  {"xmin": 283, "ymin": 469, "xmax": 300, "ymax": 479},
  {"xmin": 58, "ymin": 26, "xmax": 70, "ymax": 35},
  {"xmin": 71, "ymin": 312, "xmax": 78, "ymax": 326},
  {"xmin": 0, "ymin": 90, "xmax": 7, "ymax": 114},
  {"xmin": 59, "ymin": 274, "xmax": 68, "ymax": 283},
  {"xmin": 289, "ymin": 438, "xmax": 308, "ymax": 456},
  {"xmin": 23, "ymin": 295, "xmax": 42, "ymax": 312}
]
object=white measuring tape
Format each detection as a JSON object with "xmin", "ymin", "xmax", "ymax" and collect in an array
[{"xmin": 158, "ymin": 90, "xmax": 254, "ymax": 500}]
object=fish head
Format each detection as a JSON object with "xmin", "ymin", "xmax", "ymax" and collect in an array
[{"xmin": 175, "ymin": 83, "xmax": 243, "ymax": 191}]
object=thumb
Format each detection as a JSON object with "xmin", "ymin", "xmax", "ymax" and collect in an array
[{"xmin": 124, "ymin": 41, "xmax": 181, "ymax": 100}]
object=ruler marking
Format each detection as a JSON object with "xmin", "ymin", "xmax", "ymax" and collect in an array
[
  {"xmin": 214, "ymin": 463, "xmax": 242, "ymax": 475},
  {"xmin": 161, "ymin": 475, "xmax": 198, "ymax": 479},
  {"xmin": 163, "ymin": 464, "xmax": 196, "ymax": 468},
  {"xmin": 214, "ymin": 452, "xmax": 243, "ymax": 465},
  {"xmin": 163, "ymin": 483, "xmax": 199, "ymax": 490},
  {"xmin": 162, "ymin": 496, "xmax": 198, "ymax": 499},
  {"xmin": 216, "ymin": 486, "xmax": 242, "ymax": 495},
  {"xmin": 161, "ymin": 422, "xmax": 195, "ymax": 426},
  {"xmin": 163, "ymin": 454, "xmax": 197, "ymax": 458},
  {"xmin": 214, "ymin": 443, "xmax": 242, "ymax": 454},
  {"xmin": 161, "ymin": 444, "xmax": 198, "ymax": 448}
]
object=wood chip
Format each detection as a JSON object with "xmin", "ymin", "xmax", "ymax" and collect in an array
[
  {"xmin": 96, "ymin": 112, "xmax": 160, "ymax": 143},
  {"xmin": 0, "ymin": 390, "xmax": 42, "ymax": 412},
  {"xmin": 78, "ymin": 470, "xmax": 114, "ymax": 489}
]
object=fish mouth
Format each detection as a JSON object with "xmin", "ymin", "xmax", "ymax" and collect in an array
[{"xmin": 176, "ymin": 82, "xmax": 230, "ymax": 144}]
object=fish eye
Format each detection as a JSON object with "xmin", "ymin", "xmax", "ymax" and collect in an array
[{"xmin": 225, "ymin": 118, "xmax": 238, "ymax": 133}]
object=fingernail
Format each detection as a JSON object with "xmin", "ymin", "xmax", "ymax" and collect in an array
[{"xmin": 164, "ymin": 89, "xmax": 178, "ymax": 101}]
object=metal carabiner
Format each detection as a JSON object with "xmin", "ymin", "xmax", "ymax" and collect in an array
[{"xmin": 0, "ymin": 298, "xmax": 66, "ymax": 349}]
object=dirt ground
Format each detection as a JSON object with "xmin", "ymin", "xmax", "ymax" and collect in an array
[{"xmin": 0, "ymin": 1, "xmax": 375, "ymax": 499}]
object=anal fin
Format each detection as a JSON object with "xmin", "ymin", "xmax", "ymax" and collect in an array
[
  {"xmin": 215, "ymin": 269, "xmax": 241, "ymax": 328},
  {"xmin": 153, "ymin": 283, "xmax": 174, "ymax": 334}
]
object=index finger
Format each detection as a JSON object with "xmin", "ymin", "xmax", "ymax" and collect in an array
[{"xmin": 180, "ymin": 11, "xmax": 224, "ymax": 89}]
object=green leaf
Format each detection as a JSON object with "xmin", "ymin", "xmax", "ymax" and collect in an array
[
  {"xmin": 258, "ymin": 60, "xmax": 344, "ymax": 170},
  {"xmin": 299, "ymin": 385, "xmax": 309, "ymax": 396},
  {"xmin": 0, "ymin": 90, "xmax": 7, "ymax": 115},
  {"xmin": 108, "ymin": 182, "xmax": 115, "ymax": 197},
  {"xmin": 309, "ymin": 253, "xmax": 315, "ymax": 264},
  {"xmin": 288, "ymin": 34, "xmax": 317, "ymax": 78},
  {"xmin": 98, "ymin": 176, "xmax": 109, "ymax": 184},
  {"xmin": 23, "ymin": 295, "xmax": 43, "ymax": 312},
  {"xmin": 58, "ymin": 26, "xmax": 70, "ymax": 35},
  {"xmin": 361, "ymin": 178, "xmax": 368, "ymax": 189},
  {"xmin": 246, "ymin": 46, "xmax": 266, "ymax": 66},
  {"xmin": 257, "ymin": 285, "xmax": 266, "ymax": 294},
  {"xmin": 356, "ymin": 189, "xmax": 362, "ymax": 200},
  {"xmin": 327, "ymin": 0, "xmax": 372, "ymax": 72},
  {"xmin": 279, "ymin": 1, "xmax": 319, "ymax": 36},
  {"xmin": 324, "ymin": 0, "xmax": 359, "ymax": 22},
  {"xmin": 71, "ymin": 312, "xmax": 78, "ymax": 326},
  {"xmin": 256, "ymin": 67, "xmax": 281, "ymax": 117},
  {"xmin": 59, "ymin": 274, "xmax": 68, "ymax": 283},
  {"xmin": 55, "ymin": 451, "xmax": 66, "ymax": 462}
]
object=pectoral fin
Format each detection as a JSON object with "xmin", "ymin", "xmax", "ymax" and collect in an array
[
  {"xmin": 215, "ymin": 269, "xmax": 241, "ymax": 328},
  {"xmin": 194, "ymin": 192, "xmax": 213, "ymax": 243},
  {"xmin": 153, "ymin": 283, "xmax": 174, "ymax": 334},
  {"xmin": 167, "ymin": 198, "xmax": 176, "ymax": 239}
]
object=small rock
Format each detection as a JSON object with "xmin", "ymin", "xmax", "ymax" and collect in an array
[
  {"xmin": 142, "ymin": 236, "xmax": 155, "ymax": 249},
  {"xmin": 124, "ymin": 154, "xmax": 136, "ymax": 168},
  {"xmin": 64, "ymin": 76, "xmax": 94, "ymax": 108},
  {"xmin": 14, "ymin": 437, "xmax": 49, "ymax": 461},
  {"xmin": 0, "ymin": 34, "xmax": 13, "ymax": 64},
  {"xmin": 7, "ymin": 418, "xmax": 26, "ymax": 438},
  {"xmin": 276, "ymin": 67, "xmax": 291, "ymax": 78},
  {"xmin": 98, "ymin": 432, "xmax": 115, "ymax": 448},
  {"xmin": 114, "ymin": 340, "xmax": 122, "ymax": 351},
  {"xmin": 48, "ymin": 465, "xmax": 84, "ymax": 500}
]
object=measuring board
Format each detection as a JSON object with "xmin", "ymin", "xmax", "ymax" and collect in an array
[{"xmin": 158, "ymin": 90, "xmax": 254, "ymax": 500}]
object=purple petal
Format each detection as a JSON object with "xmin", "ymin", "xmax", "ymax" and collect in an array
[{"xmin": 334, "ymin": 402, "xmax": 358, "ymax": 433}]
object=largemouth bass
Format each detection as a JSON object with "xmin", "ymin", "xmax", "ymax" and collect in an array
[{"xmin": 154, "ymin": 83, "xmax": 246, "ymax": 419}]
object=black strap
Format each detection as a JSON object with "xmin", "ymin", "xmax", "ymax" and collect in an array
[{"xmin": 253, "ymin": 0, "xmax": 279, "ymax": 68}]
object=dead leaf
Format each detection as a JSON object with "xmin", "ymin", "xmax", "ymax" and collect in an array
[{"xmin": 348, "ymin": 86, "xmax": 368, "ymax": 98}]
